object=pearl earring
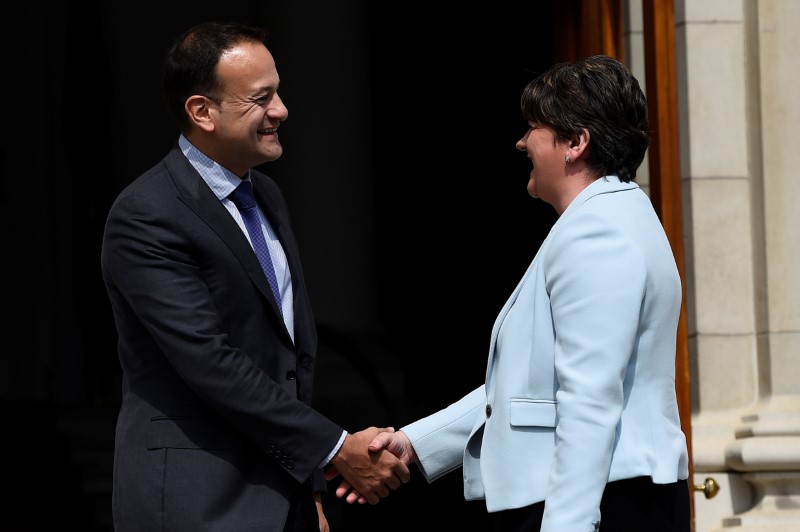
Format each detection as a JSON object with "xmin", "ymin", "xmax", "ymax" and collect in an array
[{"xmin": 565, "ymin": 154, "xmax": 571, "ymax": 163}]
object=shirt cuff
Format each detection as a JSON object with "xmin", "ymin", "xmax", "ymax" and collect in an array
[{"xmin": 320, "ymin": 430, "xmax": 347, "ymax": 468}]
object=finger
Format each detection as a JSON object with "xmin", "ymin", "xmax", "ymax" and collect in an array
[
  {"xmin": 384, "ymin": 456, "xmax": 410, "ymax": 482},
  {"xmin": 374, "ymin": 483, "xmax": 390, "ymax": 500},
  {"xmin": 334, "ymin": 480, "xmax": 352, "ymax": 499},
  {"xmin": 384, "ymin": 474, "xmax": 402, "ymax": 490},
  {"xmin": 398, "ymin": 462, "xmax": 411, "ymax": 483},
  {"xmin": 368, "ymin": 431, "xmax": 393, "ymax": 452},
  {"xmin": 324, "ymin": 465, "xmax": 340, "ymax": 481}
]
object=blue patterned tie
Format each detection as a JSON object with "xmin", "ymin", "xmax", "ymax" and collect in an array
[{"xmin": 228, "ymin": 180, "xmax": 282, "ymax": 305}]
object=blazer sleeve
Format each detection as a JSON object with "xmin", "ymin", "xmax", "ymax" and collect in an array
[
  {"xmin": 402, "ymin": 386, "xmax": 486, "ymax": 482},
  {"xmin": 539, "ymin": 211, "xmax": 647, "ymax": 531}
]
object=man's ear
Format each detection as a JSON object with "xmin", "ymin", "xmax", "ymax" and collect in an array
[{"xmin": 185, "ymin": 95, "xmax": 216, "ymax": 132}]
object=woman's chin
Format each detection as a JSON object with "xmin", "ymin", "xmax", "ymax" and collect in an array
[{"xmin": 527, "ymin": 179, "xmax": 538, "ymax": 199}]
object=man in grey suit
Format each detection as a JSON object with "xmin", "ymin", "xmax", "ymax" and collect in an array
[{"xmin": 101, "ymin": 21, "xmax": 409, "ymax": 532}]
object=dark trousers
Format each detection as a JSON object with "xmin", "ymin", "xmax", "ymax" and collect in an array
[
  {"xmin": 492, "ymin": 477, "xmax": 690, "ymax": 532},
  {"xmin": 283, "ymin": 488, "xmax": 318, "ymax": 532}
]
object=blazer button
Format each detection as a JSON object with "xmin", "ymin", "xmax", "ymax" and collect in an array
[
  {"xmin": 485, "ymin": 404, "xmax": 492, "ymax": 418},
  {"xmin": 286, "ymin": 370, "xmax": 297, "ymax": 381}
]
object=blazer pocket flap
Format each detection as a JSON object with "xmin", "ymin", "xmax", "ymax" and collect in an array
[
  {"xmin": 146, "ymin": 416, "xmax": 236, "ymax": 450},
  {"xmin": 509, "ymin": 399, "xmax": 558, "ymax": 427}
]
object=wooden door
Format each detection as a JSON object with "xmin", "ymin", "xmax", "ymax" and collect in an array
[{"xmin": 639, "ymin": 3, "xmax": 695, "ymax": 526}]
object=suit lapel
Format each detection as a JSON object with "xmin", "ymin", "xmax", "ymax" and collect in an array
[
  {"xmin": 250, "ymin": 180, "xmax": 302, "ymax": 295},
  {"xmin": 250, "ymin": 177, "xmax": 309, "ymax": 347},
  {"xmin": 163, "ymin": 149, "xmax": 290, "ymax": 338}
]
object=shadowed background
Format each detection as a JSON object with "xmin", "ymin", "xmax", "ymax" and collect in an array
[{"xmin": 1, "ymin": 1, "xmax": 558, "ymax": 530}]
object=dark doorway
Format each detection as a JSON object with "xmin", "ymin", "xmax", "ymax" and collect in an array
[{"xmin": 4, "ymin": 2, "xmax": 557, "ymax": 530}]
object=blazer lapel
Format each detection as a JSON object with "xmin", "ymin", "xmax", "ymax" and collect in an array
[
  {"xmin": 485, "ymin": 246, "xmax": 542, "ymax": 385},
  {"xmin": 485, "ymin": 176, "xmax": 639, "ymax": 381}
]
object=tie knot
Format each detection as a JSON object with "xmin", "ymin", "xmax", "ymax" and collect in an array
[{"xmin": 228, "ymin": 180, "xmax": 256, "ymax": 210}]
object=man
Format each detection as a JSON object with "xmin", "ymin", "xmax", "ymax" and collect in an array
[{"xmin": 101, "ymin": 21, "xmax": 408, "ymax": 532}]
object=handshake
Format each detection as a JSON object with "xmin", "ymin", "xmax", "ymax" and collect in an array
[{"xmin": 324, "ymin": 426, "xmax": 417, "ymax": 505}]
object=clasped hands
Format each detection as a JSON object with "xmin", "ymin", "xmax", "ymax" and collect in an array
[{"xmin": 324, "ymin": 426, "xmax": 417, "ymax": 505}]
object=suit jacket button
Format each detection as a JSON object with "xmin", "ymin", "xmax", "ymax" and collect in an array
[
  {"xmin": 485, "ymin": 404, "xmax": 492, "ymax": 418},
  {"xmin": 286, "ymin": 370, "xmax": 297, "ymax": 381}
]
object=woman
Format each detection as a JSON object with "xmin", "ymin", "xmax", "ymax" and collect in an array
[{"xmin": 332, "ymin": 54, "xmax": 690, "ymax": 532}]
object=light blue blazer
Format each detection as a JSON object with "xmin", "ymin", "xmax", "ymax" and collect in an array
[{"xmin": 402, "ymin": 176, "xmax": 689, "ymax": 532}]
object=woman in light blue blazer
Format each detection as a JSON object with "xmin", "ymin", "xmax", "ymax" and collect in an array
[{"xmin": 332, "ymin": 55, "xmax": 690, "ymax": 532}]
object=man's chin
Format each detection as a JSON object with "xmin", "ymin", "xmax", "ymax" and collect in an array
[{"xmin": 260, "ymin": 146, "xmax": 283, "ymax": 163}]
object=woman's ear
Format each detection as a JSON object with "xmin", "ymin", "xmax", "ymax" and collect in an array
[
  {"xmin": 569, "ymin": 128, "xmax": 591, "ymax": 160},
  {"xmin": 185, "ymin": 95, "xmax": 216, "ymax": 132}
]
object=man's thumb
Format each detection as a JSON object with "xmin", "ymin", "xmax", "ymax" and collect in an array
[{"xmin": 324, "ymin": 465, "xmax": 339, "ymax": 481}]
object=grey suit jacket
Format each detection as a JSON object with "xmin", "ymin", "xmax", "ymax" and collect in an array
[{"xmin": 101, "ymin": 145, "xmax": 343, "ymax": 531}]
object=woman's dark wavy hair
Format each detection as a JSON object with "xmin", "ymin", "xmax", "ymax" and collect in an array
[
  {"xmin": 162, "ymin": 21, "xmax": 268, "ymax": 130},
  {"xmin": 520, "ymin": 55, "xmax": 649, "ymax": 183}
]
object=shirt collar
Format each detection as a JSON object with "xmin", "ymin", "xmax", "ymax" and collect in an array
[{"xmin": 178, "ymin": 134, "xmax": 250, "ymax": 200}]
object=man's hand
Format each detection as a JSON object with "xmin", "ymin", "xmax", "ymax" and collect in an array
[
  {"xmin": 328, "ymin": 429, "xmax": 417, "ymax": 504},
  {"xmin": 313, "ymin": 491, "xmax": 329, "ymax": 532},
  {"xmin": 324, "ymin": 427, "xmax": 410, "ymax": 505}
]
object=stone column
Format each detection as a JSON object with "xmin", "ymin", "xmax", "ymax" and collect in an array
[
  {"xmin": 714, "ymin": 0, "xmax": 800, "ymax": 529},
  {"xmin": 676, "ymin": 0, "xmax": 800, "ymax": 530}
]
